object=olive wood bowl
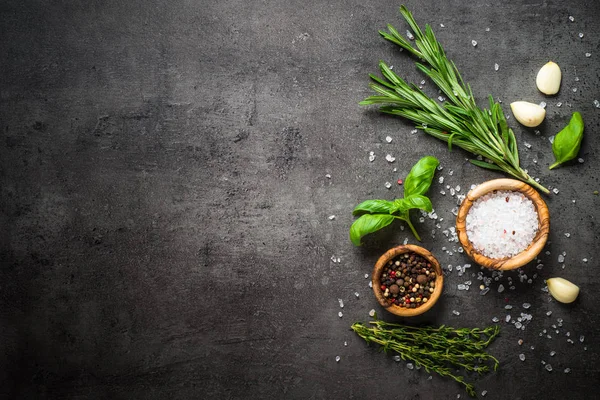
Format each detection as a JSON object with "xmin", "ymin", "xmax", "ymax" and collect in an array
[
  {"xmin": 456, "ymin": 178, "xmax": 550, "ymax": 270},
  {"xmin": 372, "ymin": 244, "xmax": 444, "ymax": 317}
]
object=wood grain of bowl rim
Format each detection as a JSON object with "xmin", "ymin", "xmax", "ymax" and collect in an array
[
  {"xmin": 372, "ymin": 244, "xmax": 444, "ymax": 317},
  {"xmin": 456, "ymin": 178, "xmax": 550, "ymax": 270}
]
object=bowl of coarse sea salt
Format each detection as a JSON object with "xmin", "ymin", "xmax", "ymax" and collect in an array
[{"xmin": 456, "ymin": 179, "xmax": 550, "ymax": 270}]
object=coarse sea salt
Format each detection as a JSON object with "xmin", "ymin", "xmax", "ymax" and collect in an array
[{"xmin": 466, "ymin": 191, "xmax": 538, "ymax": 259}]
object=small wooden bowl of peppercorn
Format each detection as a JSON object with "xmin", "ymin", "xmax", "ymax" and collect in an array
[
  {"xmin": 372, "ymin": 244, "xmax": 444, "ymax": 317},
  {"xmin": 456, "ymin": 179, "xmax": 550, "ymax": 271}
]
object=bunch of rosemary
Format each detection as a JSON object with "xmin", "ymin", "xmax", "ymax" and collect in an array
[
  {"xmin": 352, "ymin": 320, "xmax": 500, "ymax": 396},
  {"xmin": 361, "ymin": 5, "xmax": 549, "ymax": 194}
]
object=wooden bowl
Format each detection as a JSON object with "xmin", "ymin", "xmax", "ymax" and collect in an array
[
  {"xmin": 372, "ymin": 244, "xmax": 444, "ymax": 317},
  {"xmin": 456, "ymin": 179, "xmax": 550, "ymax": 270}
]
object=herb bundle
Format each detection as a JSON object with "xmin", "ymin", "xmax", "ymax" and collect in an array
[
  {"xmin": 361, "ymin": 5, "xmax": 549, "ymax": 194},
  {"xmin": 352, "ymin": 320, "xmax": 500, "ymax": 397},
  {"xmin": 350, "ymin": 156, "xmax": 438, "ymax": 245}
]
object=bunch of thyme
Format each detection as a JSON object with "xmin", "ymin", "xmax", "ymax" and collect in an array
[
  {"xmin": 361, "ymin": 5, "xmax": 549, "ymax": 194},
  {"xmin": 352, "ymin": 320, "xmax": 500, "ymax": 396}
]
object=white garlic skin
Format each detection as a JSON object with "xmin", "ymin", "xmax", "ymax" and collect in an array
[
  {"xmin": 547, "ymin": 277, "xmax": 580, "ymax": 304},
  {"xmin": 510, "ymin": 101, "xmax": 546, "ymax": 127},
  {"xmin": 536, "ymin": 61, "xmax": 562, "ymax": 95}
]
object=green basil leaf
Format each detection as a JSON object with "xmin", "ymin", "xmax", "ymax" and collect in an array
[
  {"xmin": 352, "ymin": 199, "xmax": 395, "ymax": 215},
  {"xmin": 392, "ymin": 194, "xmax": 433, "ymax": 213},
  {"xmin": 349, "ymin": 214, "xmax": 395, "ymax": 246},
  {"xmin": 549, "ymin": 112, "xmax": 584, "ymax": 170},
  {"xmin": 403, "ymin": 156, "xmax": 440, "ymax": 197}
]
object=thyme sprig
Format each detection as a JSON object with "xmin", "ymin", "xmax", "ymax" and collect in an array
[
  {"xmin": 352, "ymin": 320, "xmax": 500, "ymax": 397},
  {"xmin": 361, "ymin": 5, "xmax": 549, "ymax": 194}
]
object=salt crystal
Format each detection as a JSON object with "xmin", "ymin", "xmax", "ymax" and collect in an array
[
  {"xmin": 583, "ymin": 258, "xmax": 588, "ymax": 263},
  {"xmin": 439, "ymin": 176, "xmax": 444, "ymax": 184},
  {"xmin": 449, "ymin": 170, "xmax": 454, "ymax": 176},
  {"xmin": 553, "ymin": 188, "xmax": 559, "ymax": 194},
  {"xmin": 406, "ymin": 30, "xmax": 414, "ymax": 40},
  {"xmin": 550, "ymin": 351, "xmax": 556, "ymax": 356},
  {"xmin": 452, "ymin": 310, "xmax": 460, "ymax": 316},
  {"xmin": 393, "ymin": 355, "xmax": 401, "ymax": 362},
  {"xmin": 480, "ymin": 287, "xmax": 490, "ymax": 295},
  {"xmin": 564, "ymin": 233, "xmax": 571, "ymax": 238},
  {"xmin": 344, "ymin": 341, "xmax": 347, "ymax": 346},
  {"xmin": 386, "ymin": 154, "xmax": 396, "ymax": 163},
  {"xmin": 335, "ymin": 355, "xmax": 341, "ymax": 362},
  {"xmin": 438, "ymin": 96, "xmax": 445, "ymax": 102},
  {"xmin": 578, "ymin": 158, "xmax": 584, "ymax": 163},
  {"xmin": 580, "ymin": 335, "xmax": 585, "ymax": 342},
  {"xmin": 567, "ymin": 339, "xmax": 574, "ymax": 344},
  {"xmin": 338, "ymin": 299, "xmax": 344, "ymax": 308},
  {"xmin": 471, "ymin": 40, "xmax": 478, "ymax": 47},
  {"xmin": 505, "ymin": 305, "xmax": 513, "ymax": 310},
  {"xmin": 506, "ymin": 315, "xmax": 511, "ymax": 323},
  {"xmin": 494, "ymin": 63, "xmax": 499, "ymax": 71},
  {"xmin": 368, "ymin": 151, "xmax": 375, "ymax": 162},
  {"xmin": 406, "ymin": 363, "xmax": 414, "ymax": 370},
  {"xmin": 578, "ymin": 32, "xmax": 584, "ymax": 38},
  {"xmin": 518, "ymin": 339, "xmax": 524, "ymax": 345},
  {"xmin": 519, "ymin": 354, "xmax": 526, "ymax": 361},
  {"xmin": 455, "ymin": 185, "xmax": 461, "ymax": 192},
  {"xmin": 365, "ymin": 273, "xmax": 369, "ymax": 279},
  {"xmin": 524, "ymin": 142, "xmax": 532, "ymax": 149},
  {"xmin": 338, "ymin": 311, "xmax": 343, "ymax": 318},
  {"xmin": 515, "ymin": 322, "xmax": 523, "ymax": 329},
  {"xmin": 328, "ymin": 215, "xmax": 336, "ymax": 220},
  {"xmin": 440, "ymin": 23, "xmax": 445, "ymax": 28},
  {"xmin": 492, "ymin": 317, "xmax": 499, "ymax": 322},
  {"xmin": 585, "ymin": 52, "xmax": 591, "ymax": 58},
  {"xmin": 465, "ymin": 191, "xmax": 538, "ymax": 259},
  {"xmin": 564, "ymin": 368, "xmax": 571, "ymax": 373},
  {"xmin": 385, "ymin": 182, "xmax": 392, "ymax": 189},
  {"xmin": 572, "ymin": 87, "xmax": 578, "ymax": 93},
  {"xmin": 368, "ymin": 309, "xmax": 376, "ymax": 317},
  {"xmin": 498, "ymin": 284, "xmax": 505, "ymax": 293},
  {"xmin": 325, "ymin": 174, "xmax": 331, "ymax": 179},
  {"xmin": 411, "ymin": 129, "xmax": 418, "ymax": 134},
  {"xmin": 569, "ymin": 15, "xmax": 575, "ymax": 22},
  {"xmin": 482, "ymin": 390, "xmax": 487, "ymax": 397},
  {"xmin": 457, "ymin": 284, "xmax": 467, "ymax": 290},
  {"xmin": 385, "ymin": 136, "xmax": 393, "ymax": 143},
  {"xmin": 558, "ymin": 254, "xmax": 565, "ymax": 263},
  {"xmin": 368, "ymin": 281, "xmax": 372, "ymax": 288},
  {"xmin": 523, "ymin": 303, "xmax": 531, "ymax": 309},
  {"xmin": 594, "ymin": 100, "xmax": 600, "ymax": 108},
  {"xmin": 545, "ymin": 364, "xmax": 553, "ymax": 372},
  {"xmin": 354, "ymin": 292, "xmax": 360, "ymax": 298},
  {"xmin": 539, "ymin": 101, "xmax": 546, "ymax": 109},
  {"xmin": 421, "ymin": 80, "xmax": 426, "ymax": 85}
]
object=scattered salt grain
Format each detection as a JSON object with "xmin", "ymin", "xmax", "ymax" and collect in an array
[
  {"xmin": 545, "ymin": 364, "xmax": 553, "ymax": 372},
  {"xmin": 523, "ymin": 303, "xmax": 531, "ymax": 309},
  {"xmin": 519, "ymin": 354, "xmax": 526, "ymax": 361},
  {"xmin": 550, "ymin": 351, "xmax": 556, "ymax": 357},
  {"xmin": 368, "ymin": 309, "xmax": 376, "ymax": 317},
  {"xmin": 481, "ymin": 390, "xmax": 487, "ymax": 397},
  {"xmin": 506, "ymin": 315, "xmax": 511, "ymax": 323},
  {"xmin": 465, "ymin": 191, "xmax": 538, "ymax": 259},
  {"xmin": 393, "ymin": 355, "xmax": 401, "ymax": 362},
  {"xmin": 498, "ymin": 284, "xmax": 505, "ymax": 293},
  {"xmin": 494, "ymin": 63, "xmax": 499, "ymax": 71},
  {"xmin": 338, "ymin": 299, "xmax": 344, "ymax": 308},
  {"xmin": 594, "ymin": 100, "xmax": 600, "ymax": 108},
  {"xmin": 578, "ymin": 158, "xmax": 584, "ymax": 163},
  {"xmin": 492, "ymin": 317, "xmax": 499, "ymax": 323},
  {"xmin": 385, "ymin": 154, "xmax": 396, "ymax": 163},
  {"xmin": 583, "ymin": 258, "xmax": 588, "ymax": 263},
  {"xmin": 411, "ymin": 129, "xmax": 418, "ymax": 134},
  {"xmin": 325, "ymin": 174, "xmax": 331, "ymax": 179},
  {"xmin": 580, "ymin": 335, "xmax": 585, "ymax": 342},
  {"xmin": 354, "ymin": 292, "xmax": 360, "ymax": 298},
  {"xmin": 368, "ymin": 281, "xmax": 372, "ymax": 288},
  {"xmin": 335, "ymin": 355, "xmax": 340, "ymax": 362},
  {"xmin": 564, "ymin": 368, "xmax": 571, "ymax": 373},
  {"xmin": 539, "ymin": 101, "xmax": 546, "ymax": 109},
  {"xmin": 585, "ymin": 52, "xmax": 591, "ymax": 58},
  {"xmin": 368, "ymin": 151, "xmax": 375, "ymax": 162},
  {"xmin": 569, "ymin": 15, "xmax": 575, "ymax": 22},
  {"xmin": 452, "ymin": 310, "xmax": 461, "ymax": 316},
  {"xmin": 344, "ymin": 341, "xmax": 347, "ymax": 346},
  {"xmin": 385, "ymin": 136, "xmax": 393, "ymax": 143},
  {"xmin": 385, "ymin": 182, "xmax": 392, "ymax": 189},
  {"xmin": 471, "ymin": 40, "xmax": 478, "ymax": 47},
  {"xmin": 552, "ymin": 188, "xmax": 559, "ymax": 194},
  {"xmin": 406, "ymin": 363, "xmax": 414, "ymax": 370},
  {"xmin": 578, "ymin": 32, "xmax": 584, "ymax": 38},
  {"xmin": 328, "ymin": 215, "xmax": 336, "ymax": 220},
  {"xmin": 558, "ymin": 254, "xmax": 565, "ymax": 263},
  {"xmin": 338, "ymin": 311, "xmax": 343, "ymax": 318},
  {"xmin": 505, "ymin": 305, "xmax": 513, "ymax": 310},
  {"xmin": 564, "ymin": 233, "xmax": 571, "ymax": 238},
  {"xmin": 524, "ymin": 142, "xmax": 532, "ymax": 149},
  {"xmin": 572, "ymin": 87, "xmax": 578, "ymax": 93},
  {"xmin": 406, "ymin": 30, "xmax": 414, "ymax": 40}
]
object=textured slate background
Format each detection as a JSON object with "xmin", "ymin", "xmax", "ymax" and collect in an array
[{"xmin": 1, "ymin": 0, "xmax": 599, "ymax": 398}]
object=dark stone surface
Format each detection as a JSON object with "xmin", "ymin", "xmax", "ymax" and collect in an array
[{"xmin": 1, "ymin": 0, "xmax": 600, "ymax": 398}]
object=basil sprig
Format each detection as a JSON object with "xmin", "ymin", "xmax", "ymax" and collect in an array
[
  {"xmin": 549, "ymin": 112, "xmax": 584, "ymax": 170},
  {"xmin": 350, "ymin": 156, "xmax": 439, "ymax": 245}
]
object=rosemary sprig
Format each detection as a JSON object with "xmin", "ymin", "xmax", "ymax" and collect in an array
[
  {"xmin": 361, "ymin": 5, "xmax": 549, "ymax": 194},
  {"xmin": 352, "ymin": 320, "xmax": 500, "ymax": 397}
]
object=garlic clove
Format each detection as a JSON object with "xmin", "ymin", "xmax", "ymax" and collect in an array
[
  {"xmin": 510, "ymin": 101, "xmax": 546, "ymax": 127},
  {"xmin": 547, "ymin": 277, "xmax": 580, "ymax": 304},
  {"xmin": 536, "ymin": 61, "xmax": 562, "ymax": 95}
]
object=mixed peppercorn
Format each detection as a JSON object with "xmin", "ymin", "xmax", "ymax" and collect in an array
[{"xmin": 380, "ymin": 252, "xmax": 437, "ymax": 308}]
